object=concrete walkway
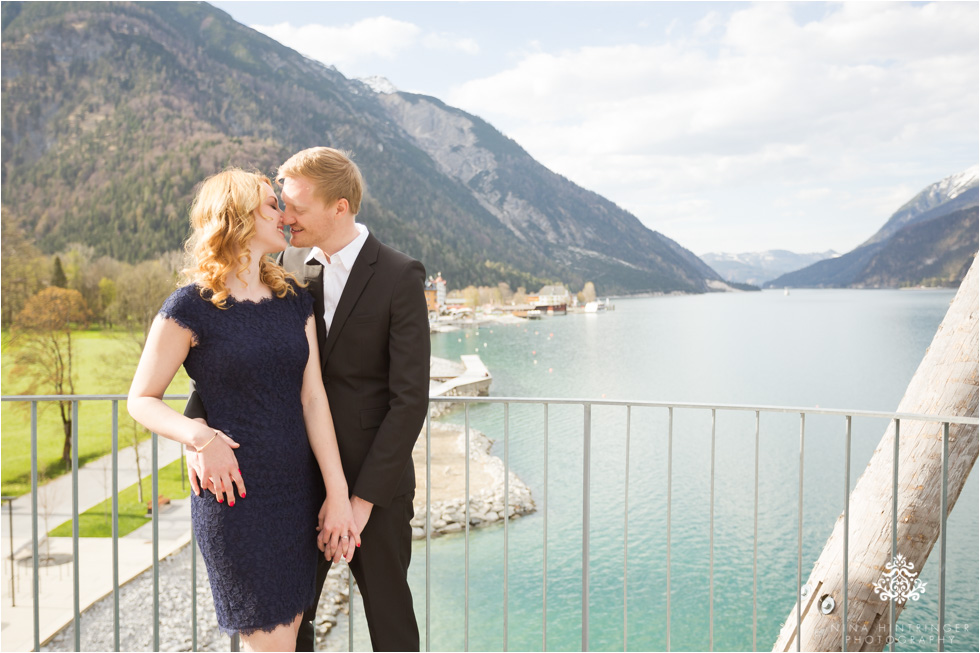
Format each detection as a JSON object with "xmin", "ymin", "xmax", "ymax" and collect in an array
[
  {"xmin": 1, "ymin": 438, "xmax": 192, "ymax": 652},
  {"xmin": 430, "ymin": 354, "xmax": 491, "ymax": 397}
]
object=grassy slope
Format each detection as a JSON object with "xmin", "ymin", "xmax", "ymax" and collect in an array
[
  {"xmin": 1, "ymin": 329, "xmax": 191, "ymax": 496},
  {"xmin": 48, "ymin": 457, "xmax": 192, "ymax": 538}
]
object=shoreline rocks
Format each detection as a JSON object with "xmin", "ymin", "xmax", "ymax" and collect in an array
[{"xmin": 411, "ymin": 422, "xmax": 536, "ymax": 539}]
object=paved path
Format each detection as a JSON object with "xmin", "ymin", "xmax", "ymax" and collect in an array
[{"xmin": 1, "ymin": 438, "xmax": 192, "ymax": 652}]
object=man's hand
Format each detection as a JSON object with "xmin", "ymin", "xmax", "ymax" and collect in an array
[
  {"xmin": 351, "ymin": 495, "xmax": 374, "ymax": 536},
  {"xmin": 317, "ymin": 495, "xmax": 359, "ymax": 564}
]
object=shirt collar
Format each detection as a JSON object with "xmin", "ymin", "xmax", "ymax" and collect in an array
[{"xmin": 304, "ymin": 223, "xmax": 369, "ymax": 270}]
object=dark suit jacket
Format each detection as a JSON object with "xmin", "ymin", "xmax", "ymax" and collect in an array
[{"xmin": 187, "ymin": 233, "xmax": 430, "ymax": 507}]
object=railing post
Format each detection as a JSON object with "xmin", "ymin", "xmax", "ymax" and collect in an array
[
  {"xmin": 191, "ymin": 526, "xmax": 198, "ymax": 652},
  {"xmin": 709, "ymin": 409, "xmax": 715, "ymax": 652},
  {"xmin": 31, "ymin": 401, "xmax": 39, "ymax": 651},
  {"xmin": 842, "ymin": 415, "xmax": 852, "ymax": 652},
  {"xmin": 425, "ymin": 402, "xmax": 431, "ymax": 653},
  {"xmin": 504, "ymin": 401, "xmax": 510, "ymax": 652},
  {"xmin": 938, "ymin": 422, "xmax": 949, "ymax": 652},
  {"xmin": 582, "ymin": 403, "xmax": 591, "ymax": 652},
  {"xmin": 348, "ymin": 569, "xmax": 355, "ymax": 652},
  {"xmin": 796, "ymin": 412, "xmax": 805, "ymax": 653},
  {"xmin": 623, "ymin": 405, "xmax": 631, "ymax": 653},
  {"xmin": 666, "ymin": 406, "xmax": 673, "ymax": 652},
  {"xmin": 464, "ymin": 403, "xmax": 471, "ymax": 652},
  {"xmin": 72, "ymin": 400, "xmax": 81, "ymax": 652},
  {"xmin": 890, "ymin": 419, "xmax": 899, "ymax": 651},
  {"xmin": 752, "ymin": 411, "xmax": 760, "ymax": 652},
  {"xmin": 112, "ymin": 400, "xmax": 120, "ymax": 652},
  {"xmin": 3, "ymin": 496, "xmax": 14, "ymax": 608},
  {"xmin": 542, "ymin": 402, "xmax": 549, "ymax": 653},
  {"xmin": 152, "ymin": 432, "xmax": 160, "ymax": 652}
]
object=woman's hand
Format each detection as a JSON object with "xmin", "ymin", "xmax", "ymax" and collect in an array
[
  {"xmin": 317, "ymin": 495, "xmax": 359, "ymax": 563},
  {"xmin": 194, "ymin": 427, "xmax": 245, "ymax": 505}
]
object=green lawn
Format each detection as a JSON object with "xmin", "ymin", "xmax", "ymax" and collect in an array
[
  {"xmin": 1, "ymin": 329, "xmax": 192, "ymax": 496},
  {"xmin": 48, "ymin": 457, "xmax": 192, "ymax": 538}
]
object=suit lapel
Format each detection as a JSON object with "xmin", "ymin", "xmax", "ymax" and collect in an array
[{"xmin": 321, "ymin": 234, "xmax": 379, "ymax": 364}]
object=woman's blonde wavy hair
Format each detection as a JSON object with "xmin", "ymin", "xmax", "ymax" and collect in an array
[{"xmin": 182, "ymin": 168, "xmax": 302, "ymax": 309}]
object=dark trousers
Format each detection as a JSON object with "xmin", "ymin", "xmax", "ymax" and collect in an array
[{"xmin": 296, "ymin": 493, "xmax": 419, "ymax": 652}]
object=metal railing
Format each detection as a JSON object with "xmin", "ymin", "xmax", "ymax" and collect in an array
[{"xmin": 1, "ymin": 394, "xmax": 976, "ymax": 652}]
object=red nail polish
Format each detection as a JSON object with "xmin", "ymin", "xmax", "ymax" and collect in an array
[
  {"xmin": 241, "ymin": 492, "xmax": 246, "ymax": 497},
  {"xmin": 217, "ymin": 497, "xmax": 223, "ymax": 503},
  {"xmin": 229, "ymin": 501, "xmax": 235, "ymax": 507}
]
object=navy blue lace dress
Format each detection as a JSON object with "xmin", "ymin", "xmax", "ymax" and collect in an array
[{"xmin": 159, "ymin": 282, "xmax": 322, "ymax": 635}]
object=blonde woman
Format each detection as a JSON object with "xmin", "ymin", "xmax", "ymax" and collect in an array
[{"xmin": 128, "ymin": 169, "xmax": 357, "ymax": 651}]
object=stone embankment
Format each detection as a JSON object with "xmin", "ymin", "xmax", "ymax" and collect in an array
[{"xmin": 411, "ymin": 422, "xmax": 535, "ymax": 538}]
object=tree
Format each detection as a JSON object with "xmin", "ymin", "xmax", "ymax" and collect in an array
[
  {"xmin": 110, "ymin": 257, "xmax": 179, "ymax": 347},
  {"xmin": 12, "ymin": 287, "xmax": 90, "ymax": 468},
  {"xmin": 51, "ymin": 256, "xmax": 68, "ymax": 288},
  {"xmin": 1, "ymin": 220, "xmax": 47, "ymax": 328},
  {"xmin": 513, "ymin": 286, "xmax": 528, "ymax": 306},
  {"xmin": 98, "ymin": 277, "xmax": 118, "ymax": 327},
  {"xmin": 106, "ymin": 255, "xmax": 179, "ymax": 496},
  {"xmin": 461, "ymin": 285, "xmax": 479, "ymax": 308},
  {"xmin": 581, "ymin": 281, "xmax": 597, "ymax": 303}
]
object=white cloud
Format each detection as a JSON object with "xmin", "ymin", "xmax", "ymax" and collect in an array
[
  {"xmin": 447, "ymin": 1, "xmax": 978, "ymax": 252},
  {"xmin": 251, "ymin": 17, "xmax": 421, "ymax": 67},
  {"xmin": 423, "ymin": 33, "xmax": 479, "ymax": 54},
  {"xmin": 251, "ymin": 17, "xmax": 479, "ymax": 70}
]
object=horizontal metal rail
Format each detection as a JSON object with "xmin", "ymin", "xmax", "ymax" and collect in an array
[
  {"xmin": 3, "ymin": 394, "xmax": 978, "ymax": 425},
  {"xmin": 0, "ymin": 394, "xmax": 973, "ymax": 652}
]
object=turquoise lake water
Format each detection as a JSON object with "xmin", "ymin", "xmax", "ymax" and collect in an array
[{"xmin": 407, "ymin": 289, "xmax": 977, "ymax": 652}]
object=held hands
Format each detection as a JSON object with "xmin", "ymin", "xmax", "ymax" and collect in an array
[
  {"xmin": 317, "ymin": 494, "xmax": 359, "ymax": 564},
  {"xmin": 186, "ymin": 418, "xmax": 245, "ymax": 505}
]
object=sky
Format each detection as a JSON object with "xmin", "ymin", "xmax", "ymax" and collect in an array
[{"xmin": 212, "ymin": 1, "xmax": 979, "ymax": 256}]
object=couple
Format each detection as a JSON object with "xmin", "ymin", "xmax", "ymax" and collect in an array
[{"xmin": 128, "ymin": 147, "xmax": 429, "ymax": 651}]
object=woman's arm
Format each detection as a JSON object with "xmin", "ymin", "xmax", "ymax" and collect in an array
[
  {"xmin": 128, "ymin": 315, "xmax": 244, "ymax": 504},
  {"xmin": 300, "ymin": 316, "xmax": 358, "ymax": 562}
]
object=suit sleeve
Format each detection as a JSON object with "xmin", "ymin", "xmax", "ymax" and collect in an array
[
  {"xmin": 183, "ymin": 379, "xmax": 208, "ymax": 420},
  {"xmin": 351, "ymin": 259, "xmax": 430, "ymax": 507}
]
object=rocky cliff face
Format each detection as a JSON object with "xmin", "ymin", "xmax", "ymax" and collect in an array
[{"xmin": 376, "ymin": 91, "xmax": 720, "ymax": 292}]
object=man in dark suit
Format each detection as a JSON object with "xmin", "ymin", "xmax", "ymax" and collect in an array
[{"xmin": 186, "ymin": 147, "xmax": 429, "ymax": 651}]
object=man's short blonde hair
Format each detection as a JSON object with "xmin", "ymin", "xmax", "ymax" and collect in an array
[{"xmin": 277, "ymin": 147, "xmax": 364, "ymax": 215}]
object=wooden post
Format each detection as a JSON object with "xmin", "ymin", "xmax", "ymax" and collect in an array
[{"xmin": 772, "ymin": 255, "xmax": 979, "ymax": 652}]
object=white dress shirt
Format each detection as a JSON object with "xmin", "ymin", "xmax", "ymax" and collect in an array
[{"xmin": 305, "ymin": 223, "xmax": 369, "ymax": 333}]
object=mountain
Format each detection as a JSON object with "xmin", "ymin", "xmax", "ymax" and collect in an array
[
  {"xmin": 767, "ymin": 167, "xmax": 979, "ymax": 289},
  {"xmin": 0, "ymin": 1, "xmax": 720, "ymax": 295},
  {"xmin": 699, "ymin": 249, "xmax": 839, "ymax": 286}
]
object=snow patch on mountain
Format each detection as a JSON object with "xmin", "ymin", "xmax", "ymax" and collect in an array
[
  {"xmin": 358, "ymin": 76, "xmax": 398, "ymax": 94},
  {"xmin": 699, "ymin": 249, "xmax": 839, "ymax": 286}
]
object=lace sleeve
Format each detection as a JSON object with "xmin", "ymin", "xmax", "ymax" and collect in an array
[{"xmin": 158, "ymin": 284, "xmax": 202, "ymax": 346}]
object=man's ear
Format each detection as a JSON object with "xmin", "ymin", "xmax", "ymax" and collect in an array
[{"xmin": 334, "ymin": 197, "xmax": 350, "ymax": 216}]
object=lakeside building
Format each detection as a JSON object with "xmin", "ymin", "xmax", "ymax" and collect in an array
[
  {"xmin": 424, "ymin": 274, "xmax": 448, "ymax": 316},
  {"xmin": 534, "ymin": 284, "xmax": 571, "ymax": 315}
]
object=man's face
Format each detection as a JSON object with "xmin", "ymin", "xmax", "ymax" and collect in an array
[{"xmin": 280, "ymin": 176, "xmax": 336, "ymax": 250}]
